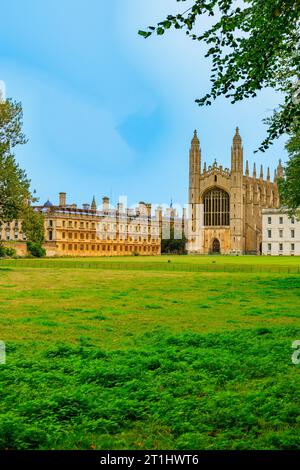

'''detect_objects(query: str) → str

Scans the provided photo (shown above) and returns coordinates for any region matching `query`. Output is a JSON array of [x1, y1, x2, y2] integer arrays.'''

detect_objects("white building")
[[262, 208, 300, 256]]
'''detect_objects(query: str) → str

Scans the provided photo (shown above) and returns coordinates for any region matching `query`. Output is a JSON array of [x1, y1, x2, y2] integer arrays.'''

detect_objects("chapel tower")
[[230, 127, 244, 254]]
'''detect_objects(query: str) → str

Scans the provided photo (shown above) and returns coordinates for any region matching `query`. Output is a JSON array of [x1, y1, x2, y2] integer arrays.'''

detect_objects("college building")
[[262, 208, 300, 256], [188, 128, 281, 254], [0, 193, 189, 257], [0, 193, 162, 257]]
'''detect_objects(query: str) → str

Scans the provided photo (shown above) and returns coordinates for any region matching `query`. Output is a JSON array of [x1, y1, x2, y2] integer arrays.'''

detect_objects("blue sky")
[[0, 0, 287, 208]]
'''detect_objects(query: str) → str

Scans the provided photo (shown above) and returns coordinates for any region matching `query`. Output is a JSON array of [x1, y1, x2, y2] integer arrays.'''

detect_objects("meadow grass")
[[0, 257, 299, 449]]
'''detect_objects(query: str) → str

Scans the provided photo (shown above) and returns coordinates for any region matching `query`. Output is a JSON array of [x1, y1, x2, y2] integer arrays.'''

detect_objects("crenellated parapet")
[[202, 159, 231, 179]]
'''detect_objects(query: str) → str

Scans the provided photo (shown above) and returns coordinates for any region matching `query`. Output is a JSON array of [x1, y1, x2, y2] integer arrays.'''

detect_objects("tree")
[[22, 206, 45, 246], [139, 0, 300, 151], [0, 98, 33, 224], [161, 222, 187, 254], [277, 130, 300, 216]]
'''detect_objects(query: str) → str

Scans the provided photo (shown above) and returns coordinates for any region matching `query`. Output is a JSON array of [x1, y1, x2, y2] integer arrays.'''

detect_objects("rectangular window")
[[291, 229, 295, 238], [49, 231, 53, 241], [291, 243, 295, 251], [268, 217, 272, 225], [68, 244, 72, 250], [279, 217, 283, 224], [279, 243, 283, 251], [291, 217, 295, 224], [279, 229, 283, 238], [62, 221, 65, 227], [268, 243, 271, 251], [49, 220, 53, 227], [62, 232, 65, 239], [268, 229, 272, 238]]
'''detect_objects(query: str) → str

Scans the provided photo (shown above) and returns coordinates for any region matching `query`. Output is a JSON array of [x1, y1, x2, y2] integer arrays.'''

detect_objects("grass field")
[[0, 255, 299, 450]]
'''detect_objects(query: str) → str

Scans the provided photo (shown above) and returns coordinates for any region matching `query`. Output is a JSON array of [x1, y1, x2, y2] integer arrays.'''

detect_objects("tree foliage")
[[22, 206, 45, 245], [139, 0, 300, 151], [161, 224, 187, 254], [0, 98, 27, 156], [0, 154, 31, 224], [0, 98, 33, 225], [277, 130, 300, 215]]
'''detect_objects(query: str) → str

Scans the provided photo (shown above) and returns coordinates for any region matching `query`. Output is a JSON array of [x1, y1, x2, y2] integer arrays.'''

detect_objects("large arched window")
[[204, 188, 230, 226]]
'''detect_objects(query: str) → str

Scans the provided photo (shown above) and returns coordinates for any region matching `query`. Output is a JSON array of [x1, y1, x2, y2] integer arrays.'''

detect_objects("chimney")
[[155, 206, 162, 220], [146, 203, 152, 217], [59, 192, 66, 207], [117, 202, 124, 213], [138, 202, 147, 215], [102, 196, 110, 212]]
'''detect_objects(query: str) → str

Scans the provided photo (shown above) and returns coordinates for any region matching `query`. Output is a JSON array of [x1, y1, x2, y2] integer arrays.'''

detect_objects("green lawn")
[[0, 257, 299, 449], [2, 253, 300, 264]]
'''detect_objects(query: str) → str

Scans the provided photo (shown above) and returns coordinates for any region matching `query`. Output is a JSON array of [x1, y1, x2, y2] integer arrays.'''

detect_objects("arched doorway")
[[212, 238, 220, 253]]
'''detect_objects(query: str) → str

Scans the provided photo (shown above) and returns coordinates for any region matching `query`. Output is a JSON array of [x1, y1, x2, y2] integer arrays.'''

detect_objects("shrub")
[[27, 242, 46, 258], [0, 244, 16, 258]]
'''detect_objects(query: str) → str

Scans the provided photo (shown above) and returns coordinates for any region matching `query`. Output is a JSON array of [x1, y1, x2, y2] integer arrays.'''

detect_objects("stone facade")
[[41, 195, 161, 257], [262, 208, 300, 256], [0, 195, 162, 257], [188, 129, 280, 254]]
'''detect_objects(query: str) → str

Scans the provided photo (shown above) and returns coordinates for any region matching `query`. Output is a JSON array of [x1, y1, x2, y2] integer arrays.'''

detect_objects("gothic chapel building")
[[188, 129, 281, 254]]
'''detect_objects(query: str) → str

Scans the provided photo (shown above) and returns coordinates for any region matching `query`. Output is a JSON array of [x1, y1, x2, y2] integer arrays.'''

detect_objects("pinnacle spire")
[[233, 126, 242, 145], [245, 160, 249, 176], [191, 129, 199, 145], [189, 129, 201, 175], [231, 127, 243, 173], [260, 164, 264, 179], [91, 196, 97, 210], [253, 163, 257, 178], [277, 159, 283, 178], [267, 167, 270, 181]]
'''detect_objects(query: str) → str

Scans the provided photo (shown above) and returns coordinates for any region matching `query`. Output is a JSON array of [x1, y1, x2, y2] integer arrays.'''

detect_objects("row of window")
[[58, 231, 155, 242], [56, 220, 159, 232], [61, 244, 158, 253], [60, 220, 96, 229], [267, 243, 295, 251], [0, 223, 19, 229], [267, 216, 295, 224], [267, 229, 295, 238], [0, 233, 25, 241]]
